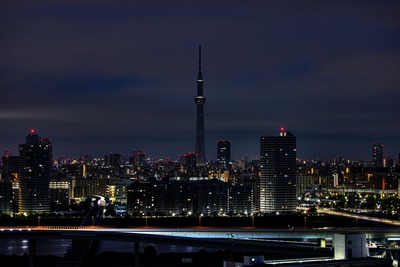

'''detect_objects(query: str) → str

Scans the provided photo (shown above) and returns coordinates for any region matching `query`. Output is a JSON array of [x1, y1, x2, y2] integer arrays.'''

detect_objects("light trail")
[[318, 209, 400, 226]]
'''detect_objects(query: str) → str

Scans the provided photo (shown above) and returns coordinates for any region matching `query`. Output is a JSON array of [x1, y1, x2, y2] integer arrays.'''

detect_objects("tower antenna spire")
[[198, 45, 202, 72]]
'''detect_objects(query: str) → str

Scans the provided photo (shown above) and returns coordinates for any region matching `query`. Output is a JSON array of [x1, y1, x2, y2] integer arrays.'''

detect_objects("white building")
[[334, 233, 368, 259]]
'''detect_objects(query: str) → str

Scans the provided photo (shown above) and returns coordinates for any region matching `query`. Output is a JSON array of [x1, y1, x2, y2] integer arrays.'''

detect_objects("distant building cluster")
[[127, 178, 252, 217], [0, 129, 399, 218]]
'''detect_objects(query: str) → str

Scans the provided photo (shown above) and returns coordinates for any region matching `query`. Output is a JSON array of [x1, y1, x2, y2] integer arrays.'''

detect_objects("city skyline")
[[1, 1, 399, 161]]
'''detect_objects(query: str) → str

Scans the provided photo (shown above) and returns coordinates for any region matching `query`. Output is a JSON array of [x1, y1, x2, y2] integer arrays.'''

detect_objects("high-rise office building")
[[1, 155, 19, 174], [194, 45, 206, 167], [259, 128, 297, 213], [217, 140, 231, 169], [180, 152, 197, 172], [49, 176, 69, 211], [372, 143, 383, 167], [0, 151, 16, 215], [104, 152, 121, 168], [132, 149, 146, 168], [18, 130, 53, 214]]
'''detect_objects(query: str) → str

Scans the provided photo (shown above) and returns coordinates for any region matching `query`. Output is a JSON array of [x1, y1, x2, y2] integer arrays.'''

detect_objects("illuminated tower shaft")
[[194, 45, 206, 167]]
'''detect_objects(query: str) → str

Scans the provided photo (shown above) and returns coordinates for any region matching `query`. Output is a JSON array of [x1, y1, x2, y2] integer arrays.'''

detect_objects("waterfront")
[[1, 225, 399, 267], [1, 214, 397, 259], [0, 239, 210, 257], [0, 239, 71, 257]]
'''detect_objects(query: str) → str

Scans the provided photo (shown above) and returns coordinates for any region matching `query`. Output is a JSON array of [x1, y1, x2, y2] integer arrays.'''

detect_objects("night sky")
[[1, 1, 399, 161]]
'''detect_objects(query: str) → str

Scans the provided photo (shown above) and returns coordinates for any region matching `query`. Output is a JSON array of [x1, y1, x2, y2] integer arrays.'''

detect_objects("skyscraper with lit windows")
[[132, 149, 146, 168], [372, 143, 383, 167], [259, 128, 296, 213], [217, 140, 231, 169], [18, 130, 52, 214]]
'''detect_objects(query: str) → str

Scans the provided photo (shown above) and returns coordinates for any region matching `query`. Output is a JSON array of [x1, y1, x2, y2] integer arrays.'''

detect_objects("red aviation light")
[[30, 129, 35, 134], [279, 127, 286, 137]]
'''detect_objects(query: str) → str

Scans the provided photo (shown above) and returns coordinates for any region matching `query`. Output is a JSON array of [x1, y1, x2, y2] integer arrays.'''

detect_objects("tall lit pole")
[[199, 214, 203, 228], [145, 205, 148, 227]]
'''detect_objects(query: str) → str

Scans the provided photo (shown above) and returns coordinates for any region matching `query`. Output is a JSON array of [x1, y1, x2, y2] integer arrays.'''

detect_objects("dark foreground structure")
[[1, 214, 398, 267], [0, 249, 394, 267]]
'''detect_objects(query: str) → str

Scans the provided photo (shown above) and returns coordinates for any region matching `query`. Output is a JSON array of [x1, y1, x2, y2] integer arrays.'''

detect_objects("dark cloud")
[[1, 0, 399, 160]]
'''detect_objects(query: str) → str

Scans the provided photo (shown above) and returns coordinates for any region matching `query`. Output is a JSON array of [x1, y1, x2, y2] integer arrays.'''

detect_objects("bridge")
[[2, 207, 400, 266], [1, 226, 399, 267]]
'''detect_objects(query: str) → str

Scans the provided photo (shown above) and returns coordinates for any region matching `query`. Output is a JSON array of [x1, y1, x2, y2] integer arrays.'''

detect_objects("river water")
[[0, 239, 208, 257]]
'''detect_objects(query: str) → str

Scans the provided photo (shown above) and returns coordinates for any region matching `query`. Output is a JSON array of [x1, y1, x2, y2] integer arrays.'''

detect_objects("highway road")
[[1, 226, 399, 243]]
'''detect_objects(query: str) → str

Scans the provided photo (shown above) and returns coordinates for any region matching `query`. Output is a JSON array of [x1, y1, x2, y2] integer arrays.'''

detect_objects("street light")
[[145, 206, 148, 227], [199, 214, 203, 228]]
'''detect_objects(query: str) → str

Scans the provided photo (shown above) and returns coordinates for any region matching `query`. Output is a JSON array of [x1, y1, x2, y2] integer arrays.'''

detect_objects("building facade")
[[259, 129, 297, 213], [131, 149, 146, 168], [49, 176, 70, 211], [180, 152, 197, 174], [18, 130, 53, 214], [0, 180, 12, 214], [126, 178, 255, 217], [217, 140, 231, 169], [106, 178, 131, 204], [372, 143, 383, 167]]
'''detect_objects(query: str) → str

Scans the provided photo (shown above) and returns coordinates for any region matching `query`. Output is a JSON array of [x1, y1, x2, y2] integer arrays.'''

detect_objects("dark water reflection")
[[0, 239, 72, 256], [0, 239, 209, 257], [97, 241, 208, 254]]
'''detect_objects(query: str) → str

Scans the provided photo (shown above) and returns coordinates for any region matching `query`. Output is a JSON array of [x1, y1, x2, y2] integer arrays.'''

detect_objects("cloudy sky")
[[1, 0, 399, 161]]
